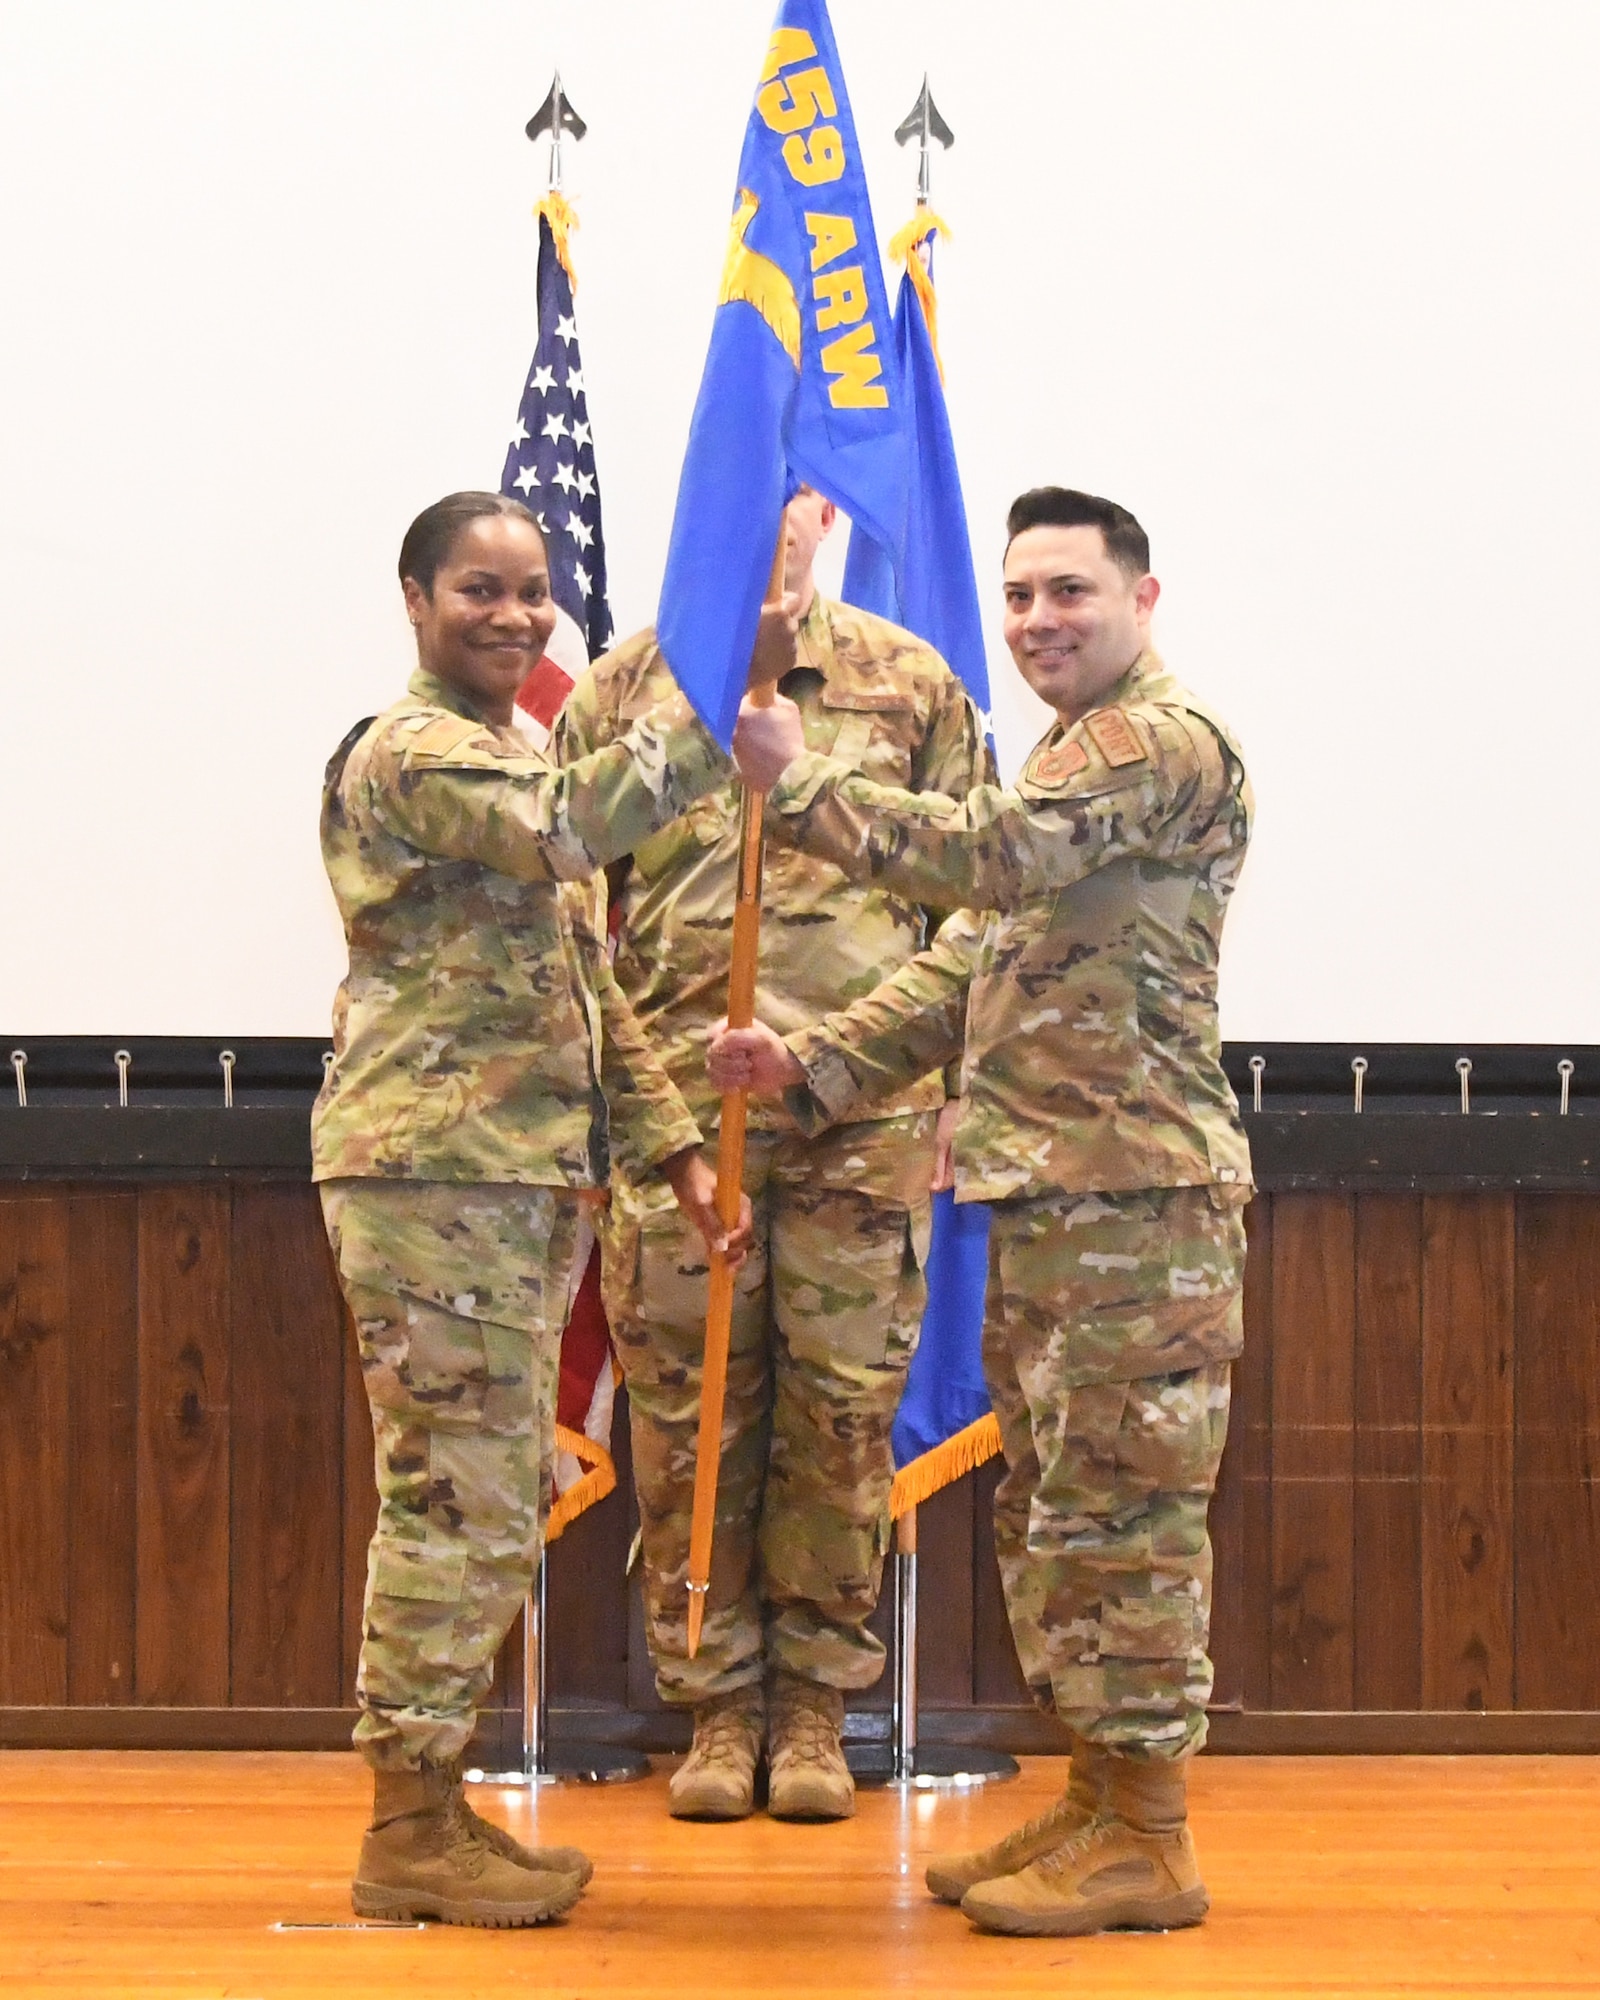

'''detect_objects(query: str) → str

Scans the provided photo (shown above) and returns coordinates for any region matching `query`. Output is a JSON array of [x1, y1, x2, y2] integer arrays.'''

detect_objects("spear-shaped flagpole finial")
[[526, 70, 588, 192], [894, 74, 954, 205]]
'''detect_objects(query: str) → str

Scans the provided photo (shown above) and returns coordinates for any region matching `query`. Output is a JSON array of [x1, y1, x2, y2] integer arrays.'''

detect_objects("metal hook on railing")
[[1351, 1056, 1368, 1114], [219, 1049, 236, 1109], [10, 1049, 26, 1108], [114, 1049, 131, 1107], [1455, 1057, 1472, 1114], [1558, 1058, 1574, 1117], [322, 1050, 336, 1085], [1248, 1054, 1264, 1113]]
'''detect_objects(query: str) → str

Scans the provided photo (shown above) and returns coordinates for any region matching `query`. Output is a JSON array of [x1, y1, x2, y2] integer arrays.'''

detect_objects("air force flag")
[[840, 224, 991, 719], [657, 0, 908, 747], [841, 215, 1002, 1515]]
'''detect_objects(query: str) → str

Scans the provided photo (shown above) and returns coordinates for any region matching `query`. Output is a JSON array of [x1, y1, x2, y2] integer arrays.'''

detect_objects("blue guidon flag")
[[841, 219, 990, 722], [501, 197, 612, 745], [658, 0, 909, 746], [841, 214, 1001, 1515]]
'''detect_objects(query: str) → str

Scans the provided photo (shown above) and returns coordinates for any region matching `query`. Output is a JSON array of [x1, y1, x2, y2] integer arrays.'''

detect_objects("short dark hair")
[[1005, 487, 1150, 578], [398, 491, 542, 595]]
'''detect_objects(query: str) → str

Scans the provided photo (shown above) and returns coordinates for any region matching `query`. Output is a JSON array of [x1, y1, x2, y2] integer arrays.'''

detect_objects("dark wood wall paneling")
[[136, 1187, 231, 1703], [1421, 1196, 1515, 1710], [1515, 1195, 1600, 1710], [230, 1185, 345, 1708], [0, 1193, 71, 1703], [1269, 1193, 1357, 1708], [66, 1194, 139, 1706], [0, 1183, 357, 1715], [3, 1182, 1600, 1745], [1353, 1196, 1423, 1709]]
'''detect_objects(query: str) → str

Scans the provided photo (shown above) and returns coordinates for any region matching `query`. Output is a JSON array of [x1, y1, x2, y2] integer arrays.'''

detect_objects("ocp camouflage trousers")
[[600, 1113, 935, 1704], [320, 1177, 582, 1771], [983, 1184, 1247, 1760]]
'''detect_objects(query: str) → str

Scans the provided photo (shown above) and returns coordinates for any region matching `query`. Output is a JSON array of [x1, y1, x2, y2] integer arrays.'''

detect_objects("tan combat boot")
[[439, 1756, 594, 1887], [667, 1683, 766, 1821], [766, 1669, 854, 1822], [352, 1763, 585, 1927], [961, 1752, 1207, 1937], [924, 1737, 1109, 1904]]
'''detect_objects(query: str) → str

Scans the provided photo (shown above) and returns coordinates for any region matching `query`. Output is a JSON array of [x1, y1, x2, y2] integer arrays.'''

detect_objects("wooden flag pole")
[[685, 526, 787, 1660]]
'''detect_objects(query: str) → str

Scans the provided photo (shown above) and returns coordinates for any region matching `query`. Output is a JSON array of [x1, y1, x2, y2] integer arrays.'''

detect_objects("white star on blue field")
[[500, 219, 612, 657]]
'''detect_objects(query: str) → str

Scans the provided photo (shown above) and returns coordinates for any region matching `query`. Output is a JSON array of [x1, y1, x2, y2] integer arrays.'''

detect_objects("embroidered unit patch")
[[1028, 739, 1090, 787], [1085, 707, 1146, 768]]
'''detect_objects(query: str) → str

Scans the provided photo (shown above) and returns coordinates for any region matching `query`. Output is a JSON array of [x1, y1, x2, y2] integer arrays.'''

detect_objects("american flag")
[[501, 204, 612, 750], [497, 197, 621, 1538], [544, 1210, 622, 1545]]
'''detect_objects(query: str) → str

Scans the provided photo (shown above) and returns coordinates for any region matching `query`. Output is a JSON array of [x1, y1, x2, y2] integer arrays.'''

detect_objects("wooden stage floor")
[[3, 1750, 1598, 1998]]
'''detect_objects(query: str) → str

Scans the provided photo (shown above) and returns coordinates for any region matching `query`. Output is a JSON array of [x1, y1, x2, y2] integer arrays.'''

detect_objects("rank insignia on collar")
[[1028, 738, 1089, 787], [1085, 707, 1146, 768]]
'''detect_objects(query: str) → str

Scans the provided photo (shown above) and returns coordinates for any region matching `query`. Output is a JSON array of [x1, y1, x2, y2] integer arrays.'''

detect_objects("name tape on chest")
[[1028, 739, 1089, 788], [820, 681, 915, 714], [1084, 707, 1147, 769]]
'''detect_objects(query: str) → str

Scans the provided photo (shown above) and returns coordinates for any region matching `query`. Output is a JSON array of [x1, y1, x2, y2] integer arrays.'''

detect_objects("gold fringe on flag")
[[887, 206, 953, 382], [545, 1420, 616, 1544], [535, 189, 581, 291], [888, 1409, 1002, 1519]]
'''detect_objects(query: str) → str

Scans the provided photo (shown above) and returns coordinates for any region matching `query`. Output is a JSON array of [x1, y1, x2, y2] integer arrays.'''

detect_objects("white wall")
[[2, 1, 1596, 1040]]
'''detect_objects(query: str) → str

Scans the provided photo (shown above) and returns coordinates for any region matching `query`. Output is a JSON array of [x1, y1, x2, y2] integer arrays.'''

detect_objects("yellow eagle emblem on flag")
[[718, 188, 802, 368]]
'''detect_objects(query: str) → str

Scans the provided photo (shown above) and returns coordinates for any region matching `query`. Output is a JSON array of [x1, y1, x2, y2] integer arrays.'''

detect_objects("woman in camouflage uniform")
[[313, 492, 750, 1927]]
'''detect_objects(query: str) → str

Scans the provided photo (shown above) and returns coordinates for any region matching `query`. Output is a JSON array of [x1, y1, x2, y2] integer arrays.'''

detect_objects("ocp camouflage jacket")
[[312, 667, 722, 1187], [770, 653, 1254, 1199], [552, 596, 993, 1137]]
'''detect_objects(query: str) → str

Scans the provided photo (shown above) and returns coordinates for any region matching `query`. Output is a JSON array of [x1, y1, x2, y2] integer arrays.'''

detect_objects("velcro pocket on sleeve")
[[401, 714, 509, 769]]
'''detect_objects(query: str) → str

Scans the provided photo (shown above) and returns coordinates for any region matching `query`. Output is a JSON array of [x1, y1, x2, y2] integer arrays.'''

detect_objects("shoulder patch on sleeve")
[[1084, 706, 1147, 768], [402, 713, 500, 765], [1025, 738, 1090, 790]]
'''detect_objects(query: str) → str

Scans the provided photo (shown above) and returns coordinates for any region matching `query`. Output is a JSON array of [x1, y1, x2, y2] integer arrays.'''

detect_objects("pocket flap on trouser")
[[370, 1544, 469, 1604], [1097, 1591, 1203, 1661], [778, 1198, 919, 1369]]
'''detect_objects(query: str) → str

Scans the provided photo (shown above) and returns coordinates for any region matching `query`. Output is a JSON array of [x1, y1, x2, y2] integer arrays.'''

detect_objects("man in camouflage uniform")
[[553, 487, 991, 1821], [719, 487, 1252, 1934], [315, 492, 751, 1925]]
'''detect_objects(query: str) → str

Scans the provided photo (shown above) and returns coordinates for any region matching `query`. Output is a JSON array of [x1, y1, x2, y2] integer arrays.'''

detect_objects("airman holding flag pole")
[[459, 76, 658, 1795], [555, 0, 989, 1825], [312, 485, 754, 1928], [718, 484, 1253, 1935]]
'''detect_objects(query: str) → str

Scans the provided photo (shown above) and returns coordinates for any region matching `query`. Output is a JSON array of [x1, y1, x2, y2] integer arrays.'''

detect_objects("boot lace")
[[772, 1691, 841, 1766], [974, 1790, 1086, 1869], [1033, 1815, 1111, 1882], [690, 1695, 760, 1765], [436, 1799, 493, 1879], [420, 1757, 498, 1878]]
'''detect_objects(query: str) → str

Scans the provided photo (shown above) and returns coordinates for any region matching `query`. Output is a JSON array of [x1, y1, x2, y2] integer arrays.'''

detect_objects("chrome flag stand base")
[[849, 1517, 1019, 1792], [464, 1558, 648, 1789]]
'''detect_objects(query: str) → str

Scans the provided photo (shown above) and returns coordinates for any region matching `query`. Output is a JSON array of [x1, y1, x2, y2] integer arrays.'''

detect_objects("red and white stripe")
[[512, 603, 589, 753]]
